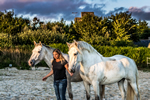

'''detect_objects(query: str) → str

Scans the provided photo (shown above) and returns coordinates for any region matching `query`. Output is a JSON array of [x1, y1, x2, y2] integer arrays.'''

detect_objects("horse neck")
[[43, 47, 69, 67], [80, 51, 103, 73], [43, 46, 54, 68], [62, 53, 69, 62]]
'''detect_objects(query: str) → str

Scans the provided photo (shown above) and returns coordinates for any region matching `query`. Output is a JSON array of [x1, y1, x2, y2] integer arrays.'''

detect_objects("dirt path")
[[0, 67, 149, 100]]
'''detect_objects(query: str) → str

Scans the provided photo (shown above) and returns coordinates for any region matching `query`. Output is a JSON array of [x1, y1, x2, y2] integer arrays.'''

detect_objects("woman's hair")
[[52, 49, 65, 64]]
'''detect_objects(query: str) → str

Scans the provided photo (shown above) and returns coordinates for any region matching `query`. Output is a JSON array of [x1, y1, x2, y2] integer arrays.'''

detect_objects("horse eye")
[[38, 51, 41, 53]]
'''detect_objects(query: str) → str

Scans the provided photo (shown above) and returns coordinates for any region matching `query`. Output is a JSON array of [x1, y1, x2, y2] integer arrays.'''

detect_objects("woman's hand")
[[42, 77, 48, 81], [69, 72, 73, 76], [42, 69, 53, 81], [64, 63, 74, 76]]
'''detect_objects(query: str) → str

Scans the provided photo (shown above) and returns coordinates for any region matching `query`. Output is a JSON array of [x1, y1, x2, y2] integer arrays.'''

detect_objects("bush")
[[93, 45, 150, 67], [1, 43, 150, 70], [49, 43, 68, 53], [0, 33, 13, 47], [12, 29, 67, 45], [110, 40, 134, 46]]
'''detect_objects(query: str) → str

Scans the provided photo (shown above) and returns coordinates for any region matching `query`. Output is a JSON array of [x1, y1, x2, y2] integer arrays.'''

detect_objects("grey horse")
[[28, 41, 84, 100]]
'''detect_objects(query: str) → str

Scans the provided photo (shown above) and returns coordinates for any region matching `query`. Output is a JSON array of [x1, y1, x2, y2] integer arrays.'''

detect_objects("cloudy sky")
[[0, 0, 150, 25]]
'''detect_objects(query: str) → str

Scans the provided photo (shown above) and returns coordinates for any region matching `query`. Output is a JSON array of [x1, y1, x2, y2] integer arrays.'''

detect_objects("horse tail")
[[126, 82, 135, 100], [127, 64, 141, 100], [126, 59, 135, 100]]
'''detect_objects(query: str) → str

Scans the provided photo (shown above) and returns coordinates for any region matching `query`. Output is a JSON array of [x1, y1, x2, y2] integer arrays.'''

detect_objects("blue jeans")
[[54, 79, 67, 100]]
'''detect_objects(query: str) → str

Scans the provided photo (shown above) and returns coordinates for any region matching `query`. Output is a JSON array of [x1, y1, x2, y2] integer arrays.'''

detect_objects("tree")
[[0, 10, 30, 35], [109, 11, 138, 42], [46, 18, 66, 32], [137, 20, 150, 39], [74, 14, 111, 45]]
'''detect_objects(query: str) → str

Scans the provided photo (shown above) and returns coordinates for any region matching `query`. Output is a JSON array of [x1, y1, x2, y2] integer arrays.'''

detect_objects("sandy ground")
[[0, 67, 150, 100]]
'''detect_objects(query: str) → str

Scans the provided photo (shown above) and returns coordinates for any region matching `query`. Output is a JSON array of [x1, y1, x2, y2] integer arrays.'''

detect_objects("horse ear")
[[75, 41, 78, 47], [73, 39, 77, 43], [39, 41, 42, 46], [66, 42, 71, 47], [73, 39, 78, 46], [34, 41, 37, 46]]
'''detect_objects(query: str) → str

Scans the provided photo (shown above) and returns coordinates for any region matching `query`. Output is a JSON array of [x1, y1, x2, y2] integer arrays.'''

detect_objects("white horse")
[[28, 41, 83, 100], [67, 40, 140, 100]]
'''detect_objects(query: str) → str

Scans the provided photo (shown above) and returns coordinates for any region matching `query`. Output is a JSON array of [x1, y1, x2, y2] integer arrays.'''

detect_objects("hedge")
[[0, 43, 150, 69]]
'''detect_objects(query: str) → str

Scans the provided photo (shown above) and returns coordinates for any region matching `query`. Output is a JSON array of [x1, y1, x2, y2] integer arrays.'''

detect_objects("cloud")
[[128, 6, 150, 20], [103, 6, 150, 22], [83, 0, 117, 1], [2, 0, 150, 23], [0, 0, 106, 21], [106, 7, 127, 16]]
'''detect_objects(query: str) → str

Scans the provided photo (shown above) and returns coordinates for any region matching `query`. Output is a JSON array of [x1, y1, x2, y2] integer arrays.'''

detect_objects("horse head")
[[67, 40, 82, 73], [28, 41, 45, 67]]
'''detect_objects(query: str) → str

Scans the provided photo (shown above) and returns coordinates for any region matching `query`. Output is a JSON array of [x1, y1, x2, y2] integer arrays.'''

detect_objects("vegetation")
[[1, 10, 150, 46], [0, 10, 150, 69], [0, 10, 30, 35], [1, 44, 150, 69]]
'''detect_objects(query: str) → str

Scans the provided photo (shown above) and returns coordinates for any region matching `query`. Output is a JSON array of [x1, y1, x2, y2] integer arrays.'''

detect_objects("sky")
[[0, 0, 150, 25]]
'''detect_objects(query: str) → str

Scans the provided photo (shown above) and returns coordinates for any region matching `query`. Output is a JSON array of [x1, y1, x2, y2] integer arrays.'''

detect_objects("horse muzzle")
[[70, 68, 75, 73], [30, 59, 35, 67]]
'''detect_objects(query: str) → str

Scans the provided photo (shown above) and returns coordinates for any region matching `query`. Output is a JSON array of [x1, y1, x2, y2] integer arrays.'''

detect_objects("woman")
[[42, 49, 73, 100]]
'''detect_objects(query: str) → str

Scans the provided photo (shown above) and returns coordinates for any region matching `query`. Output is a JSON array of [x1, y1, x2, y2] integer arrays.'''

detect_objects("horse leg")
[[127, 70, 140, 100], [129, 82, 140, 100], [118, 79, 126, 100], [67, 79, 73, 100], [93, 81, 100, 100], [99, 85, 105, 100], [83, 81, 90, 100]]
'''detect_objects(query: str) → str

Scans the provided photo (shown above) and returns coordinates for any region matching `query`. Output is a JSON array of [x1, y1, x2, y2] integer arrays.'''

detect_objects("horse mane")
[[42, 44, 55, 51], [77, 41, 103, 57], [36, 43, 55, 51]]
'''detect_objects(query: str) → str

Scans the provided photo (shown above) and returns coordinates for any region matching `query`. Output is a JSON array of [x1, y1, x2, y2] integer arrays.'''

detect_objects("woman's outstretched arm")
[[42, 66, 54, 81]]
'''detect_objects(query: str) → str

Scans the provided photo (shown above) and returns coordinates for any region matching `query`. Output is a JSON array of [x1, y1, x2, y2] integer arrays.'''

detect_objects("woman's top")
[[52, 60, 68, 80]]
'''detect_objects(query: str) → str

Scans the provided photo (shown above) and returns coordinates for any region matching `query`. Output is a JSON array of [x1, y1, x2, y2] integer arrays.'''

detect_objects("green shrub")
[[93, 45, 150, 67], [49, 43, 68, 53], [0, 33, 13, 47], [1, 44, 150, 70], [12, 29, 67, 45], [110, 40, 134, 46]]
